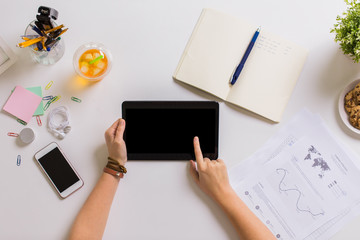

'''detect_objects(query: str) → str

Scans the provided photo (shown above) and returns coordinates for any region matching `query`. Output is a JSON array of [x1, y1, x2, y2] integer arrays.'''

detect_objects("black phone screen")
[[38, 147, 80, 193]]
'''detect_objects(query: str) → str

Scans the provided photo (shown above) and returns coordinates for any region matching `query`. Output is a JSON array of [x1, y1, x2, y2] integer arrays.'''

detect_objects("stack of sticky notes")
[[26, 86, 44, 116], [3, 85, 43, 123]]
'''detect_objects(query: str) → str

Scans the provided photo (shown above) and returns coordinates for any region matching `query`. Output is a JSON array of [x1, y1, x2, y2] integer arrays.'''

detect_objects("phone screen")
[[38, 147, 80, 193]]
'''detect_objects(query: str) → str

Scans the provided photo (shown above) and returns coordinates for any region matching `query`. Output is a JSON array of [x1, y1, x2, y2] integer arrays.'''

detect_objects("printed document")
[[229, 110, 360, 240]]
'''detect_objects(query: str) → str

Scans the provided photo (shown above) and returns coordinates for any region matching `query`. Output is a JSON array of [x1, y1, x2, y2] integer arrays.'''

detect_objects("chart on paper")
[[229, 110, 360, 239], [233, 126, 360, 239], [275, 167, 325, 218], [237, 154, 332, 240]]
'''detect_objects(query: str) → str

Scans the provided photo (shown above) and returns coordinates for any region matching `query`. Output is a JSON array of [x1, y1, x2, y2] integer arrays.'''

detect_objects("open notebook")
[[173, 8, 308, 122]]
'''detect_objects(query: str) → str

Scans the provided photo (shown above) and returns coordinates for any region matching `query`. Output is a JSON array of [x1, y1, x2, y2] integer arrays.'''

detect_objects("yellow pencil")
[[17, 36, 45, 48], [44, 24, 64, 34], [56, 28, 68, 37]]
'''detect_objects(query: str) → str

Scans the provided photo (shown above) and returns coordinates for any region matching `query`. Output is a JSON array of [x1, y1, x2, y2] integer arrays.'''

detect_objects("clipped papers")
[[229, 109, 360, 240]]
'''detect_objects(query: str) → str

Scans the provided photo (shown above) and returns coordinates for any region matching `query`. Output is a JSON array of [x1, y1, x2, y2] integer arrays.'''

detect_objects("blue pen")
[[230, 27, 261, 85], [30, 24, 43, 36]]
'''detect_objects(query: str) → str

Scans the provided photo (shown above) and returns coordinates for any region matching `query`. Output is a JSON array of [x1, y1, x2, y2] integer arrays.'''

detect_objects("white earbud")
[[57, 132, 66, 139], [64, 125, 72, 133], [48, 106, 71, 140]]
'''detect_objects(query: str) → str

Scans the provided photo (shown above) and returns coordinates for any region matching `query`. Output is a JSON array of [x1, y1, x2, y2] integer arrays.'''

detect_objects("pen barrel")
[[240, 40, 255, 65], [230, 63, 245, 85], [230, 28, 260, 85], [234, 63, 245, 78], [251, 30, 260, 42]]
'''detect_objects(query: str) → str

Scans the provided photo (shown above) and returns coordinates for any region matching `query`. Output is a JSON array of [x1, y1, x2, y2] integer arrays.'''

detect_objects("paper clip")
[[71, 96, 82, 103], [42, 95, 54, 101], [43, 95, 61, 111], [17, 119, 27, 125], [43, 101, 51, 111], [36, 115, 42, 126], [7, 132, 19, 137], [45, 81, 53, 90], [17, 155, 21, 166], [49, 95, 60, 104], [52, 95, 61, 103]]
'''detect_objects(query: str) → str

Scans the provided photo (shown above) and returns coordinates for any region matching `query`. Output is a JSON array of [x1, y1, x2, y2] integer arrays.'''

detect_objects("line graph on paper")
[[276, 168, 325, 218]]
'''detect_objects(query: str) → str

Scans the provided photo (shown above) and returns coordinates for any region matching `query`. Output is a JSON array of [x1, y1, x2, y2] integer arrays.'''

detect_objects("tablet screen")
[[122, 101, 219, 160]]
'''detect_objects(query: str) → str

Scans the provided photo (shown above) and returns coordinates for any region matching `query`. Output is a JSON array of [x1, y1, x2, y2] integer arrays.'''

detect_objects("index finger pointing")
[[193, 136, 204, 166]]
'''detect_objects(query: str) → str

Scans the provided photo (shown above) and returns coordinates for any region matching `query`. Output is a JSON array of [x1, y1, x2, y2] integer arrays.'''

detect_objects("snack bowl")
[[338, 79, 360, 134]]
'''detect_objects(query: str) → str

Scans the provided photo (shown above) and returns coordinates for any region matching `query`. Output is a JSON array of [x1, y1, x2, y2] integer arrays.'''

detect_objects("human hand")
[[104, 119, 127, 166], [189, 137, 234, 203]]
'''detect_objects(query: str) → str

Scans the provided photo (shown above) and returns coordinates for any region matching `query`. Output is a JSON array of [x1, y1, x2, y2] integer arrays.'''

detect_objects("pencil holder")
[[24, 20, 65, 65]]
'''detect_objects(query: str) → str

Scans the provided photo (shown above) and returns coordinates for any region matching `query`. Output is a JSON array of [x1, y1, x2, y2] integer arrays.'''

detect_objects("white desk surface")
[[1, 0, 360, 239]]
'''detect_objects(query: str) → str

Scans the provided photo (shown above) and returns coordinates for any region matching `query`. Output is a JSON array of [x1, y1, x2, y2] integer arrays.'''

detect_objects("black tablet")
[[122, 101, 219, 160]]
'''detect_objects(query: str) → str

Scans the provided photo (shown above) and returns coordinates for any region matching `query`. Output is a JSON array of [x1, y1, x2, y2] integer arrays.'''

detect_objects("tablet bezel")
[[122, 101, 219, 160]]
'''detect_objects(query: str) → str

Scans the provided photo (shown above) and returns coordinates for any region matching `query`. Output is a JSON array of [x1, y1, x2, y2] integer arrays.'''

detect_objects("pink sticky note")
[[3, 85, 42, 123]]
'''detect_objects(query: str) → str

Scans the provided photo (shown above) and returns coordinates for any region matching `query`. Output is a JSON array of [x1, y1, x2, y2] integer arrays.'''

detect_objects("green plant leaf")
[[331, 0, 360, 62]]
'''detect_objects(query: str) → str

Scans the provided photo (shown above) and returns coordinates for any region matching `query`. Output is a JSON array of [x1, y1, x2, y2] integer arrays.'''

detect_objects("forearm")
[[69, 173, 120, 240], [215, 189, 276, 240]]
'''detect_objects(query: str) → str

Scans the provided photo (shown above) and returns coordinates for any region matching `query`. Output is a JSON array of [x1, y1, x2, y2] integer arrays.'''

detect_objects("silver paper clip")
[[17, 155, 21, 166]]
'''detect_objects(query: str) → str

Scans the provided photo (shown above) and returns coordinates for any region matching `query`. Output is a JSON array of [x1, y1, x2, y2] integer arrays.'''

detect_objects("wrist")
[[108, 156, 126, 166], [103, 157, 127, 178], [213, 186, 237, 206], [103, 167, 124, 179]]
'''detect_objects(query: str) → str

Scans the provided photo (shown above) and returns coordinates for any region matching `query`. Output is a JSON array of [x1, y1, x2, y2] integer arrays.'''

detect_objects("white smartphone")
[[34, 142, 84, 199]]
